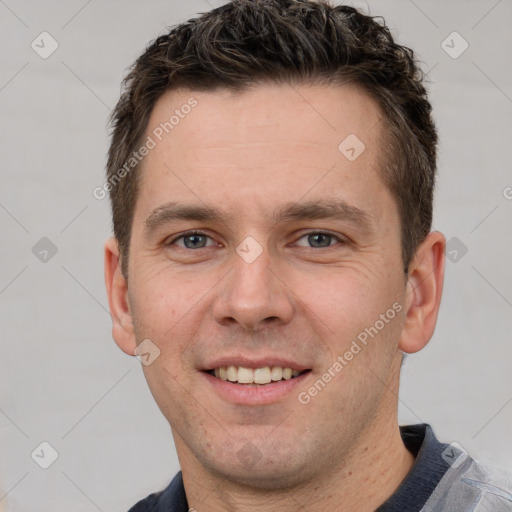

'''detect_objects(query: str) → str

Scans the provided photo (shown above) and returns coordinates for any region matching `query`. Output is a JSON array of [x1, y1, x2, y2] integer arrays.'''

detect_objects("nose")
[[212, 246, 294, 331]]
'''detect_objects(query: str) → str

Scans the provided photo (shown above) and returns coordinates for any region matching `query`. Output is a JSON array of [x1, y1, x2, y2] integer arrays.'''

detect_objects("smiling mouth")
[[205, 366, 311, 385]]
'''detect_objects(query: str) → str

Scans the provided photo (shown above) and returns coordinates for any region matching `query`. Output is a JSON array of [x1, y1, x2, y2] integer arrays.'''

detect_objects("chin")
[[202, 449, 314, 491]]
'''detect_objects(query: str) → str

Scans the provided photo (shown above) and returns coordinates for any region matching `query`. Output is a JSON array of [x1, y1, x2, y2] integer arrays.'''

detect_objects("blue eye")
[[169, 231, 215, 249], [296, 232, 343, 248]]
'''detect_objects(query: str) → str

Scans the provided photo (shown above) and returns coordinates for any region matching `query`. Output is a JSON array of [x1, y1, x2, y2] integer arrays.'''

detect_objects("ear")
[[398, 231, 446, 354], [104, 237, 137, 356]]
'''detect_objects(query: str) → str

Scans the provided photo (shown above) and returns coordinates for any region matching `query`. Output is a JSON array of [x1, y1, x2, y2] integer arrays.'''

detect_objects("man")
[[103, 1, 512, 510]]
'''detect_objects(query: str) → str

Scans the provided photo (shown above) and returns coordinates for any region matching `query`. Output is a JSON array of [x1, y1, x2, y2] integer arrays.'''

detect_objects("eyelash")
[[166, 230, 346, 249]]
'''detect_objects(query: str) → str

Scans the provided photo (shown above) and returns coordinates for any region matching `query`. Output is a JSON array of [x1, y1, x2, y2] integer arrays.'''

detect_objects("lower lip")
[[202, 371, 311, 405]]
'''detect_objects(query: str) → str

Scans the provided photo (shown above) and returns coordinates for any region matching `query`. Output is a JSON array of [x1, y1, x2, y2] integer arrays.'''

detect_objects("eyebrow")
[[143, 199, 375, 236]]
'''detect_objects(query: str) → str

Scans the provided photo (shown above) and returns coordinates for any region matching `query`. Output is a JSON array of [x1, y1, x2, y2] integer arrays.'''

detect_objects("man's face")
[[120, 83, 411, 487]]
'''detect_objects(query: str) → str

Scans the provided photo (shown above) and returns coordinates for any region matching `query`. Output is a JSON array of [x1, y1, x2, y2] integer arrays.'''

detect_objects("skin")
[[104, 83, 446, 511]]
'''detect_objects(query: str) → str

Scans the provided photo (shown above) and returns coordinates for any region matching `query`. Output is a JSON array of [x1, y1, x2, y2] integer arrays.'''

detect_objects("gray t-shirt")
[[128, 423, 512, 511]]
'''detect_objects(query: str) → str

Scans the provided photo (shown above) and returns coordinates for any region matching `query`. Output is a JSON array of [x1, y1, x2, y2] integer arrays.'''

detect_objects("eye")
[[165, 230, 346, 250], [167, 230, 216, 249], [295, 231, 345, 248]]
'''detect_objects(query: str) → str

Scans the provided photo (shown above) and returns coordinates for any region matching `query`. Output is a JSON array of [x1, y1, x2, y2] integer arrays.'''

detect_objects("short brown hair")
[[106, 0, 437, 278]]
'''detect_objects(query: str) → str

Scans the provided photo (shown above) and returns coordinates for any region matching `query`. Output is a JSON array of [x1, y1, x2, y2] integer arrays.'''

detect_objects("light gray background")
[[1, 0, 511, 510]]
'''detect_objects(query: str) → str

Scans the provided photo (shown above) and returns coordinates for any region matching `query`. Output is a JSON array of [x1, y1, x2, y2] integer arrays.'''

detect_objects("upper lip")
[[202, 356, 310, 372]]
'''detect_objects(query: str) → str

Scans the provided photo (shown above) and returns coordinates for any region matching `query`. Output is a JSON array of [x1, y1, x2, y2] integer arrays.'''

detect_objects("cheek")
[[290, 264, 392, 342], [130, 264, 210, 329]]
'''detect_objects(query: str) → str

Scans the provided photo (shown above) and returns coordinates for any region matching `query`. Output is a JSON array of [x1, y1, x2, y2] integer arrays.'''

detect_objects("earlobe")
[[398, 231, 446, 354], [104, 237, 137, 356]]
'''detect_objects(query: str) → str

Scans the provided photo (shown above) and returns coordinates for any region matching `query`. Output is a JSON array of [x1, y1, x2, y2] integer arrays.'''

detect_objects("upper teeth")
[[213, 366, 301, 384]]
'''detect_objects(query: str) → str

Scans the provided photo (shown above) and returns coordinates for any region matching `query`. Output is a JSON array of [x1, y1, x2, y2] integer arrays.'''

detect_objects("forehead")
[[146, 82, 382, 150], [134, 82, 394, 228]]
